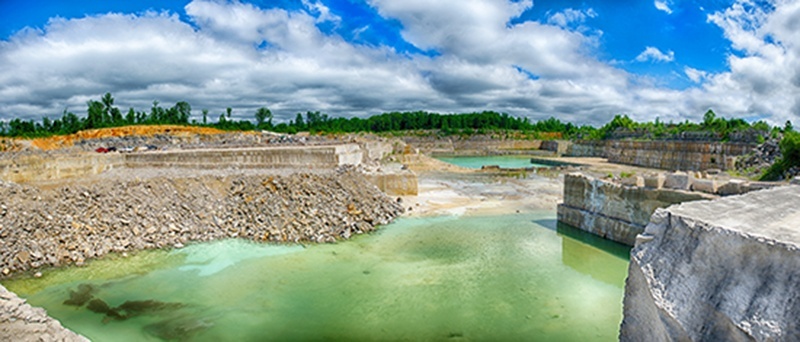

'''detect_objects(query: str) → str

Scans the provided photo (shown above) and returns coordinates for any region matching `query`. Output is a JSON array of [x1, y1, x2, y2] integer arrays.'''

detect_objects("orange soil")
[[30, 125, 230, 150]]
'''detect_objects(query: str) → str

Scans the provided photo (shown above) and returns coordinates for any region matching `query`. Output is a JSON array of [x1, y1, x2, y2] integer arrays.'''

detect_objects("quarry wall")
[[0, 153, 124, 183], [0, 144, 418, 195], [401, 136, 544, 155], [567, 140, 755, 171], [124, 144, 363, 169], [621, 185, 800, 341], [557, 173, 714, 246]]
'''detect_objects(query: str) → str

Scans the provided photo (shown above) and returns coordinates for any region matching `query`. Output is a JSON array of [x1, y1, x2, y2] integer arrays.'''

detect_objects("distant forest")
[[0, 93, 792, 142]]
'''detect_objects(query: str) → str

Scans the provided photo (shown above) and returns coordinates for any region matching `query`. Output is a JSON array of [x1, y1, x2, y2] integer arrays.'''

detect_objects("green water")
[[436, 155, 551, 169], [3, 213, 630, 341]]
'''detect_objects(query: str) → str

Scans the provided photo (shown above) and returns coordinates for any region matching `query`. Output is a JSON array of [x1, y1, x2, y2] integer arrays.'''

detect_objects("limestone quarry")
[[1, 127, 798, 341]]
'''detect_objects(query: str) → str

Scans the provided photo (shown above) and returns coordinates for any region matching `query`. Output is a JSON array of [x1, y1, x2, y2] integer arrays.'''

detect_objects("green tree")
[[226, 107, 232, 119], [174, 101, 191, 123], [703, 110, 716, 127], [294, 113, 305, 130], [202, 109, 209, 125], [101, 92, 115, 124], [86, 100, 105, 129], [126, 108, 135, 124], [255, 107, 272, 128]]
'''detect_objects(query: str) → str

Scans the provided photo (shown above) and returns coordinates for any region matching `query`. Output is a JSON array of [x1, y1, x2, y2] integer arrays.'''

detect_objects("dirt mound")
[[30, 125, 228, 150]]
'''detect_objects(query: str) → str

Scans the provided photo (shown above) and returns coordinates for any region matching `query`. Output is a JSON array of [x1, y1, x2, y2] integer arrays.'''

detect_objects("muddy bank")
[[0, 167, 403, 278]]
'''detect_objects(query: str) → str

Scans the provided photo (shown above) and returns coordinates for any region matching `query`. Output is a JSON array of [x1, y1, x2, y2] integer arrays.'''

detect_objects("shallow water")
[[4, 213, 630, 341], [436, 155, 551, 169]]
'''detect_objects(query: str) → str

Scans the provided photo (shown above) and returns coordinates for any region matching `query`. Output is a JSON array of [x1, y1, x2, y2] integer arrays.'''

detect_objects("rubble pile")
[[0, 168, 403, 278]]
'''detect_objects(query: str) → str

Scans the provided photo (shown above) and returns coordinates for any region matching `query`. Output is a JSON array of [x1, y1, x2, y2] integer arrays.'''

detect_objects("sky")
[[0, 0, 798, 126]]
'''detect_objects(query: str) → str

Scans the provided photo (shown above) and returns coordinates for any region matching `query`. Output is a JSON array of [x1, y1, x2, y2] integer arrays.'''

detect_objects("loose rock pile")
[[735, 137, 800, 180], [0, 168, 403, 278], [736, 138, 780, 176]]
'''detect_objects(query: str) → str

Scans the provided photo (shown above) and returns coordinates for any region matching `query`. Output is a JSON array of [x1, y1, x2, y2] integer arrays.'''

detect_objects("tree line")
[[0, 93, 792, 142]]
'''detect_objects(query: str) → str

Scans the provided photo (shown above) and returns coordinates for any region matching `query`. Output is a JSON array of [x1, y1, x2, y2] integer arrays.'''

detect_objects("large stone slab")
[[621, 185, 800, 341]]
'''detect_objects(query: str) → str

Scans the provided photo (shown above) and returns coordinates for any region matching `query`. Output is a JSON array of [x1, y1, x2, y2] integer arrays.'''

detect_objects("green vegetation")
[[0, 93, 790, 147]]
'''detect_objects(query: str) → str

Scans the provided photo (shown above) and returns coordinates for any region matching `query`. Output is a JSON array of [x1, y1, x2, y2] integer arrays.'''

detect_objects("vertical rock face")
[[621, 186, 800, 341], [566, 140, 754, 171], [557, 173, 713, 246]]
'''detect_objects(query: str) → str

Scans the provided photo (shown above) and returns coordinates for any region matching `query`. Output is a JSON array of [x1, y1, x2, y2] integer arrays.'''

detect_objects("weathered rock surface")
[[557, 173, 714, 245], [567, 140, 754, 171], [0, 167, 403, 278], [621, 185, 800, 341], [0, 284, 88, 341]]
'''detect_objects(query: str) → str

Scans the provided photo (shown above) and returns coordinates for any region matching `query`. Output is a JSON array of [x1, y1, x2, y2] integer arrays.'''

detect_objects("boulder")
[[690, 178, 718, 194], [663, 171, 690, 190], [620, 176, 645, 187], [716, 179, 746, 196], [643, 174, 665, 189]]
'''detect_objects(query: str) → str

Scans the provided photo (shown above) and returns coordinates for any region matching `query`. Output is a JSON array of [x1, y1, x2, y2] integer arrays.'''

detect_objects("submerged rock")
[[144, 316, 214, 340], [63, 284, 97, 307], [116, 300, 185, 318]]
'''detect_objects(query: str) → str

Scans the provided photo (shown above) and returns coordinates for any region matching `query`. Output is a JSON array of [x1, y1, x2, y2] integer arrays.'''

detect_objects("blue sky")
[[1, 0, 798, 126]]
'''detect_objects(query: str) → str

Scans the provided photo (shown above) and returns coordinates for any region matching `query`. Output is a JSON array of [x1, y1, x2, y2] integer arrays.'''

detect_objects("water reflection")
[[557, 222, 631, 287]]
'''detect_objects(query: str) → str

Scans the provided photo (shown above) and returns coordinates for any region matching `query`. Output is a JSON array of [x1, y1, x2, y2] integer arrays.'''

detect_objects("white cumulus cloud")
[[635, 46, 675, 62], [684, 67, 708, 83], [547, 8, 598, 28], [0, 0, 799, 127], [655, 0, 673, 14]]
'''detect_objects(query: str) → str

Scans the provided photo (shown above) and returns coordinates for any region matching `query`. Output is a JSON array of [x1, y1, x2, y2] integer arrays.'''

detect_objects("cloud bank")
[[0, 0, 799, 126]]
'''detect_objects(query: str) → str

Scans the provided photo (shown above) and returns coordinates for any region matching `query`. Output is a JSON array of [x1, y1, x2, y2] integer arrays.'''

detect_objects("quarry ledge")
[[621, 185, 800, 341]]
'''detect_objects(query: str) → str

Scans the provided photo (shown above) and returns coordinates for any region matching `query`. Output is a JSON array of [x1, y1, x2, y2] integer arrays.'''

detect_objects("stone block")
[[690, 178, 718, 194], [643, 174, 665, 189], [621, 176, 645, 187], [664, 171, 690, 190], [717, 179, 746, 196]]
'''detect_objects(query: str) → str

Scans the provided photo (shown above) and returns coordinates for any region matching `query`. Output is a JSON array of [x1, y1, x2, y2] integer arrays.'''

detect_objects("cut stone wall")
[[402, 136, 543, 155], [0, 144, 365, 183], [0, 154, 124, 183], [565, 140, 607, 157], [540, 140, 572, 156], [125, 145, 363, 169], [557, 173, 714, 246], [567, 140, 755, 171], [621, 185, 800, 341]]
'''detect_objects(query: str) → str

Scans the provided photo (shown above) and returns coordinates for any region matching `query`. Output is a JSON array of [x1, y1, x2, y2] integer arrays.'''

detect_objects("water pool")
[[3, 213, 630, 341], [435, 155, 551, 169]]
